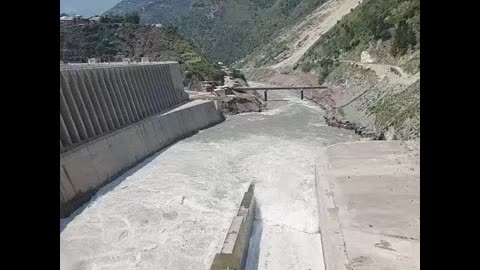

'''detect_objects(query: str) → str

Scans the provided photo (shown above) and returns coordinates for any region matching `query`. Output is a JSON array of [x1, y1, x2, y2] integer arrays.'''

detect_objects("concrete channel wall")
[[210, 184, 255, 270], [60, 100, 225, 217], [60, 62, 188, 153]]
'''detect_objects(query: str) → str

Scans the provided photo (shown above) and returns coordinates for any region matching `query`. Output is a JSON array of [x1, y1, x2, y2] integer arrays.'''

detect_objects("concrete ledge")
[[60, 100, 225, 218], [315, 141, 419, 270], [315, 154, 350, 270], [211, 184, 255, 270]]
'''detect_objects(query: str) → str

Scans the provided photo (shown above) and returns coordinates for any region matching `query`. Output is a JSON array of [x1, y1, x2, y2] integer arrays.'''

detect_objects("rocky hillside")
[[100, 0, 420, 140], [60, 22, 224, 86], [296, 0, 419, 81], [300, 0, 420, 140], [237, 0, 362, 69], [106, 0, 328, 64], [239, 0, 420, 140]]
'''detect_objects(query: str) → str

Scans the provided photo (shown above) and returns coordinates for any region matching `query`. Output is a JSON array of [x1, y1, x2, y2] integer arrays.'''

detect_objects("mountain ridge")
[[106, 0, 328, 64]]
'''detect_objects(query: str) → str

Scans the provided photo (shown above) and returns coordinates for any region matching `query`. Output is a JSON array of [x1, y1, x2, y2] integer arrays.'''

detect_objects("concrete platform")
[[315, 141, 419, 270]]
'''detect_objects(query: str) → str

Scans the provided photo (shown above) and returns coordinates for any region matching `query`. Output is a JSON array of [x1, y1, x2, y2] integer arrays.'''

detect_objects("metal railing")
[[232, 86, 328, 101]]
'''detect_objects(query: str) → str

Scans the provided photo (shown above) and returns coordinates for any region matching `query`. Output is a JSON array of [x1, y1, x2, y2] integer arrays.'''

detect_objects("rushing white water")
[[60, 84, 359, 270]]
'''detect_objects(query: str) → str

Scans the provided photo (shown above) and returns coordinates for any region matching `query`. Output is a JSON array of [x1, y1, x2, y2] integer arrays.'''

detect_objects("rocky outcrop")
[[360, 50, 376, 63], [323, 112, 376, 138], [220, 92, 266, 115], [323, 112, 405, 141], [212, 72, 266, 115], [188, 84, 266, 115]]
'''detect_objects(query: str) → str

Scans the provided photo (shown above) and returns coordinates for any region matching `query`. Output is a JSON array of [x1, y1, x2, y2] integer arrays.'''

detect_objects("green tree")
[[391, 21, 415, 56], [406, 24, 417, 48], [280, 0, 301, 16], [125, 12, 141, 24]]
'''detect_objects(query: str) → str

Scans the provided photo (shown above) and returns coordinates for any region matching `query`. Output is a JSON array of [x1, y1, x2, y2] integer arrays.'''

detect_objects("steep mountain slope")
[[105, 0, 420, 140], [237, 0, 363, 69], [296, 0, 419, 81], [106, 0, 328, 64], [240, 0, 420, 140], [60, 23, 224, 86], [300, 0, 420, 140]]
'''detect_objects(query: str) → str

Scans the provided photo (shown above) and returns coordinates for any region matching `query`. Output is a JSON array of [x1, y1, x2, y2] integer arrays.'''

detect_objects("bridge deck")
[[232, 86, 327, 91], [232, 85, 327, 101]]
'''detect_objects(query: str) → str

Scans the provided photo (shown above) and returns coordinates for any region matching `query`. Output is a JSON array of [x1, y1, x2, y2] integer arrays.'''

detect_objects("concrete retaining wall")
[[60, 62, 188, 153], [210, 184, 255, 270], [60, 100, 225, 217]]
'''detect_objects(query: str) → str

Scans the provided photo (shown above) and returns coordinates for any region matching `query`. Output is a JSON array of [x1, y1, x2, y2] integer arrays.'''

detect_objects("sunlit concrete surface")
[[316, 141, 419, 270]]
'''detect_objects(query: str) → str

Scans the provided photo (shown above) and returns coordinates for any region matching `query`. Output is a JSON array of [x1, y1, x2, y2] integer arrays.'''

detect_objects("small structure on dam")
[[60, 62, 223, 217]]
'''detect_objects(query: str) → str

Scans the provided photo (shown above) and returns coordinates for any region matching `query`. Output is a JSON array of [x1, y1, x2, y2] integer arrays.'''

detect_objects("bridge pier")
[[264, 90, 268, 101]]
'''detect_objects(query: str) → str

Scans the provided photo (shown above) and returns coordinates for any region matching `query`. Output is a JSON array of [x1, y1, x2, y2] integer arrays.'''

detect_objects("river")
[[60, 83, 360, 270]]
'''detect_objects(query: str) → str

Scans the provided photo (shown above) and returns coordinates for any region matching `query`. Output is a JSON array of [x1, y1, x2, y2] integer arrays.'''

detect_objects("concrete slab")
[[87, 138, 116, 182], [60, 166, 76, 203], [61, 147, 100, 194], [316, 141, 419, 270], [139, 120, 163, 153], [106, 129, 138, 172]]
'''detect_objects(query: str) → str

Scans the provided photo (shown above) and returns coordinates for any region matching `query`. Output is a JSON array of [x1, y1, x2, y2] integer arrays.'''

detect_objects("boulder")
[[360, 50, 375, 63], [345, 122, 356, 130], [360, 128, 376, 138], [220, 94, 266, 115], [384, 126, 396, 140], [354, 126, 366, 134]]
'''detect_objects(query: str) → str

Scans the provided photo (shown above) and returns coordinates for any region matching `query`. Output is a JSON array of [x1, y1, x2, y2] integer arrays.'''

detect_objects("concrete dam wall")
[[60, 62, 225, 217], [60, 62, 188, 153]]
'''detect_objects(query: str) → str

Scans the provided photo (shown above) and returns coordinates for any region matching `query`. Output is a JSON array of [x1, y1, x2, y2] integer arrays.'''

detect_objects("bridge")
[[233, 86, 328, 101]]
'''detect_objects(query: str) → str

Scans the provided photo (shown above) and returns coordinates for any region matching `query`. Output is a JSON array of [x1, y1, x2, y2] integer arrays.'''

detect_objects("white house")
[[60, 16, 75, 25], [88, 16, 102, 24]]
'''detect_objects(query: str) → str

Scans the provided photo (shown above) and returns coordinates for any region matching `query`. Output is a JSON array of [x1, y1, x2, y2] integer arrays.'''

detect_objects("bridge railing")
[[232, 86, 327, 101]]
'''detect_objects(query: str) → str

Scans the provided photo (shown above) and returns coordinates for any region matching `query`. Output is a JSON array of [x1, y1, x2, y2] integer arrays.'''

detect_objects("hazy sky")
[[60, 0, 122, 16]]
